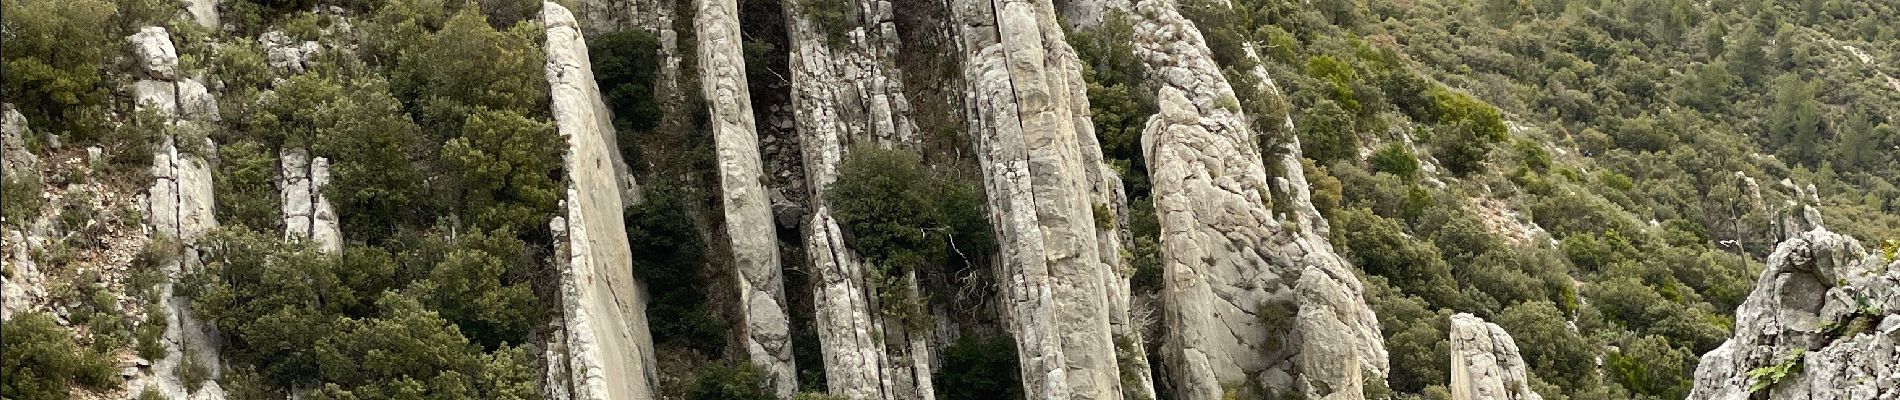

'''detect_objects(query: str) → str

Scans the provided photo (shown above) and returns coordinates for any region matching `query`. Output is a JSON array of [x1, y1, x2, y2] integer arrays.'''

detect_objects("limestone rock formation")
[[946, 0, 1150, 397], [543, 3, 661, 399], [695, 0, 798, 394], [782, 0, 936, 395], [128, 25, 229, 400], [1689, 217, 1900, 400], [1448, 313, 1542, 400], [184, 0, 219, 29], [279, 148, 341, 252], [1, 105, 46, 321], [131, 27, 180, 80], [1077, 0, 1389, 397]]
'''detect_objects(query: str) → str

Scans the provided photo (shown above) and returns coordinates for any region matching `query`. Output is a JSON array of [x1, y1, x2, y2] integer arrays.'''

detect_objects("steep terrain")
[[3, 0, 1899, 399]]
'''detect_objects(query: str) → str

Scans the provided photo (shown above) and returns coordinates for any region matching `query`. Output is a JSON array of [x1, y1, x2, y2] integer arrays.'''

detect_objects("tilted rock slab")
[[128, 26, 229, 400], [1111, 0, 1386, 397], [947, 0, 1136, 396], [544, 3, 661, 399], [1689, 221, 1900, 400], [783, 0, 936, 396], [1449, 313, 1542, 400], [695, 0, 799, 394]]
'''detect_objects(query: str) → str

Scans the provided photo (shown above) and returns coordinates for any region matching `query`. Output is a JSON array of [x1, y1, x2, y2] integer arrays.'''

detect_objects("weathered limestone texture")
[[1688, 214, 1900, 400], [544, 3, 661, 399], [1449, 313, 1542, 400], [695, 0, 799, 394], [783, 0, 936, 395], [947, 0, 1136, 396], [279, 148, 341, 253], [0, 105, 45, 321], [184, 0, 218, 29], [1105, 0, 1387, 397], [128, 26, 229, 400]]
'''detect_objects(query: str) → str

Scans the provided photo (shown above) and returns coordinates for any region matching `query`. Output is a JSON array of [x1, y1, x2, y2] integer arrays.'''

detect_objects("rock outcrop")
[[128, 26, 229, 400], [695, 0, 798, 394], [279, 148, 340, 252], [946, 0, 1137, 396], [543, 3, 661, 399], [1072, 0, 1388, 397], [1689, 216, 1900, 400], [782, 0, 936, 396], [1, 105, 46, 321], [1449, 313, 1542, 400]]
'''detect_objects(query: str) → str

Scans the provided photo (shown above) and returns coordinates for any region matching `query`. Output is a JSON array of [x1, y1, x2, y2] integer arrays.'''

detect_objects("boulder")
[[130, 27, 180, 80]]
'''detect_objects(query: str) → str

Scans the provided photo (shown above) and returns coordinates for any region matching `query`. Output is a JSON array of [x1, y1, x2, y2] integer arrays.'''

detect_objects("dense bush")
[[625, 184, 726, 354], [187, 227, 541, 395], [938, 333, 1025, 400], [827, 145, 993, 274], [214, 140, 284, 231], [1, 312, 120, 400], [442, 109, 562, 233], [588, 29, 665, 161], [0, 0, 116, 141]]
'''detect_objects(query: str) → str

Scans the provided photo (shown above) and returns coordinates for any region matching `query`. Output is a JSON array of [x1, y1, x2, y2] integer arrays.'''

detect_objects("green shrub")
[[139, 386, 169, 400], [589, 29, 665, 161], [137, 306, 171, 361], [1368, 143, 1420, 181], [179, 351, 211, 393], [938, 333, 1024, 400], [214, 140, 283, 231], [685, 363, 776, 400], [626, 184, 726, 354], [1, 0, 116, 141], [1296, 99, 1358, 164], [442, 109, 562, 233], [828, 145, 993, 274], [0, 174, 43, 228], [1, 312, 120, 400], [798, 0, 852, 45]]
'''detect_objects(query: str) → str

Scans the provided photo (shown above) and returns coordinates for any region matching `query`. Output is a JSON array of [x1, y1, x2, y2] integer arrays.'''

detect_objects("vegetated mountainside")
[[0, 0, 1895, 399]]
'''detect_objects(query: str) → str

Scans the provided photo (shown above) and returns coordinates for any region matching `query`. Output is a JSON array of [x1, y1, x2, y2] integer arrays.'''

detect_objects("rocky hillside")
[[1, 0, 1895, 399]]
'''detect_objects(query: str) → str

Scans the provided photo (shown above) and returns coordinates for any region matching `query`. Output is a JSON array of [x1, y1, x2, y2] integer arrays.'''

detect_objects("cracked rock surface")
[[544, 3, 662, 399], [695, 0, 799, 393], [1689, 214, 1900, 400], [1449, 313, 1542, 400]]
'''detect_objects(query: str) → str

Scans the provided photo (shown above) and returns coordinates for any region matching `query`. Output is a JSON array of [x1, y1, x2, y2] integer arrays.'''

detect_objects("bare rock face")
[[694, 0, 798, 394], [184, 0, 219, 29], [1, 104, 46, 321], [130, 27, 180, 80], [543, 3, 661, 399], [946, 0, 1142, 397], [1689, 220, 1900, 400], [1449, 313, 1542, 400], [279, 148, 341, 253], [261, 31, 321, 75], [1089, 0, 1387, 397], [782, 0, 937, 395], [125, 25, 229, 400]]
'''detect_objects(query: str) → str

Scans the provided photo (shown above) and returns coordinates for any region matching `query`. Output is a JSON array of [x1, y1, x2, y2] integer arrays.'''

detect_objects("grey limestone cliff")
[[544, 3, 662, 399], [695, 0, 800, 393]]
